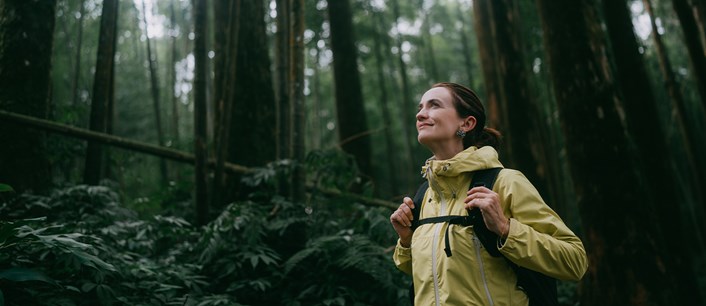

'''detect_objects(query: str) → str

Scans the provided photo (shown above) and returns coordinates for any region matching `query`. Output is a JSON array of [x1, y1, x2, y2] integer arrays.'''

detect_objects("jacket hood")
[[422, 146, 504, 179]]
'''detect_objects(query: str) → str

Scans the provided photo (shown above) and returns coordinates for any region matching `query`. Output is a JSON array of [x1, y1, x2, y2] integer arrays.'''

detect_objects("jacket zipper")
[[473, 235, 494, 306], [473, 234, 493, 306], [431, 194, 446, 306]]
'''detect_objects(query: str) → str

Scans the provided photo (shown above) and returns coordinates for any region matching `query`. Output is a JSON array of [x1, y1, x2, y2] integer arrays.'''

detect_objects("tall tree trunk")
[[192, 0, 209, 225], [536, 0, 700, 304], [418, 0, 439, 82], [488, 0, 549, 200], [389, 0, 418, 188], [472, 1, 504, 137], [603, 0, 704, 297], [673, 0, 706, 109], [141, 0, 168, 184], [642, 0, 706, 199], [226, 0, 278, 200], [275, 0, 291, 197], [212, 0, 241, 207], [372, 7, 399, 197], [0, 0, 56, 192], [327, 0, 374, 180], [290, 0, 306, 203], [169, 0, 180, 144], [84, 0, 119, 186], [71, 0, 86, 107], [455, 6, 475, 88]]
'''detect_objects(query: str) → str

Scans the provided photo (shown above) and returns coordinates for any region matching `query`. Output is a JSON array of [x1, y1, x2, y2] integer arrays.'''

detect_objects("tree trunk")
[[169, 0, 180, 143], [536, 0, 700, 304], [673, 0, 706, 109], [418, 0, 439, 82], [372, 7, 399, 197], [84, 0, 119, 186], [375, 9, 416, 192], [0, 0, 56, 192], [389, 0, 418, 187], [192, 0, 209, 225], [141, 0, 168, 184], [488, 0, 549, 200], [472, 0, 504, 137], [327, 0, 374, 179], [212, 0, 241, 207], [603, 0, 704, 300], [455, 6, 475, 88], [226, 0, 277, 200], [290, 0, 306, 203], [71, 0, 86, 107], [275, 0, 291, 197]]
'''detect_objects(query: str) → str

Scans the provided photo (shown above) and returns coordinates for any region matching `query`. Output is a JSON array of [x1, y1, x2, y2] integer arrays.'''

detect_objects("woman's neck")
[[429, 141, 464, 160]]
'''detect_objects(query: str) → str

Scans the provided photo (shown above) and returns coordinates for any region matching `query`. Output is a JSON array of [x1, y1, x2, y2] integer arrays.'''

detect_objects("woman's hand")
[[464, 186, 510, 238], [390, 197, 415, 247]]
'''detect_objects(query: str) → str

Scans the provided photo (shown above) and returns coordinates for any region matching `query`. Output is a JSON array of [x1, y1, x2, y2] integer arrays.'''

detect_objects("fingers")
[[390, 198, 415, 228]]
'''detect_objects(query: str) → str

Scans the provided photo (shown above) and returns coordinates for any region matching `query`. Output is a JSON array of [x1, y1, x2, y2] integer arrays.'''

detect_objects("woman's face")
[[416, 87, 470, 148]]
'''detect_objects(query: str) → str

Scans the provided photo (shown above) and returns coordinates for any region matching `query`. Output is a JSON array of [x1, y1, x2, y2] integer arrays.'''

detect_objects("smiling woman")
[[390, 82, 587, 306]]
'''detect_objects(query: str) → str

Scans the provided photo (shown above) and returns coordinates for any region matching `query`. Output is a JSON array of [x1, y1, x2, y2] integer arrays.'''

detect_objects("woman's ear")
[[461, 116, 477, 133]]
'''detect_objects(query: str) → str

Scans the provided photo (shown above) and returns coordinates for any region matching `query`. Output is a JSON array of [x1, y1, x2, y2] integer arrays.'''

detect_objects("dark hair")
[[431, 82, 502, 150]]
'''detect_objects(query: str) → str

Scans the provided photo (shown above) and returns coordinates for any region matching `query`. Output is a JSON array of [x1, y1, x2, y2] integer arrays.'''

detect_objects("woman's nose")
[[416, 108, 427, 121]]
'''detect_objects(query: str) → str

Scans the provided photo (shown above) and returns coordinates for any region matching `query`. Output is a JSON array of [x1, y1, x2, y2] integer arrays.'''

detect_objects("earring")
[[456, 129, 466, 138]]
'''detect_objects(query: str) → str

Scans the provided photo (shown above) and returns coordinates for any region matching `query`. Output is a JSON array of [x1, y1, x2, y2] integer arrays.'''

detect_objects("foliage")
[[0, 152, 412, 305]]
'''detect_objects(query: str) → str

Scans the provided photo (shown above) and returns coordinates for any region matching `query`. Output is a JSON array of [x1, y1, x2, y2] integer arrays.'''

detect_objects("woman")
[[390, 82, 587, 305]]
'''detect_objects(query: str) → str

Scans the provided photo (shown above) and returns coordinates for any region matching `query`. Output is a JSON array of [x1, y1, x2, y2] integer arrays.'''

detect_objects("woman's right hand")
[[390, 197, 415, 248]]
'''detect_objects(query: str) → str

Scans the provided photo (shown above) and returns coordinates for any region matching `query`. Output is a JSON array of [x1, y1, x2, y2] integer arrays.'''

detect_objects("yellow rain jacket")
[[393, 146, 587, 306]]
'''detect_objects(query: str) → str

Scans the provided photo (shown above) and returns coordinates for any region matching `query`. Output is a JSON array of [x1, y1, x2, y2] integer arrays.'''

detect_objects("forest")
[[1, 0, 706, 305]]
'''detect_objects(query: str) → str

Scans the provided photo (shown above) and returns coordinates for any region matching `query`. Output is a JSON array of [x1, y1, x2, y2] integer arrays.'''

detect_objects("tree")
[[602, 0, 704, 296], [327, 0, 374, 179], [472, 0, 504, 136], [535, 0, 702, 304], [672, 0, 706, 108], [0, 0, 56, 192], [221, 0, 277, 202], [290, 0, 306, 202], [71, 0, 86, 107], [84, 0, 119, 186], [192, 0, 209, 225], [140, 0, 168, 184]]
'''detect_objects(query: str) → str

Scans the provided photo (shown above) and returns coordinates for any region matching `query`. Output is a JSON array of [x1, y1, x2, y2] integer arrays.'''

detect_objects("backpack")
[[408, 168, 558, 306]]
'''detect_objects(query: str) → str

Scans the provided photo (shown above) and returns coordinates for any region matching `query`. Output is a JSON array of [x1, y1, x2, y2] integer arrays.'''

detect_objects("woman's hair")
[[431, 82, 502, 150]]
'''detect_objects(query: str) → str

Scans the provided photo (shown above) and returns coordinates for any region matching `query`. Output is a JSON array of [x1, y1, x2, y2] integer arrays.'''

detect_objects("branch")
[[0, 110, 398, 209]]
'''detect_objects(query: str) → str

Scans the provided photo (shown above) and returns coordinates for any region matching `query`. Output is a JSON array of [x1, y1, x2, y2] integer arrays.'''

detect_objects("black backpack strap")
[[410, 181, 428, 231], [468, 168, 504, 257]]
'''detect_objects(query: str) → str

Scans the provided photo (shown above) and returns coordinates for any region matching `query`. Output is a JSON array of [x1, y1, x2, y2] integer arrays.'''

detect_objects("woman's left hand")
[[464, 186, 510, 238]]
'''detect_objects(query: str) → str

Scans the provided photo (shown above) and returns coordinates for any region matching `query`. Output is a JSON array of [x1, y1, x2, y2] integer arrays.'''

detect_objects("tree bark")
[[192, 0, 209, 225], [488, 0, 549, 200], [472, 0, 504, 136], [225, 0, 278, 200], [536, 0, 700, 304], [644, 0, 706, 193], [603, 0, 704, 301], [673, 0, 706, 109], [84, 0, 119, 186], [327, 0, 374, 179], [0, 0, 56, 192]]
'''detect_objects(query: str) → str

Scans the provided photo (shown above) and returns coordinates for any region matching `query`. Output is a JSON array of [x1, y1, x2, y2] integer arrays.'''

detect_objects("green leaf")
[[0, 267, 57, 285], [0, 184, 13, 193]]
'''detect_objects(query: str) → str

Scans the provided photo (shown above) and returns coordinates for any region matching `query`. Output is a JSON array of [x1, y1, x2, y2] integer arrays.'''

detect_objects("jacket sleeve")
[[393, 238, 413, 275], [496, 170, 588, 281]]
